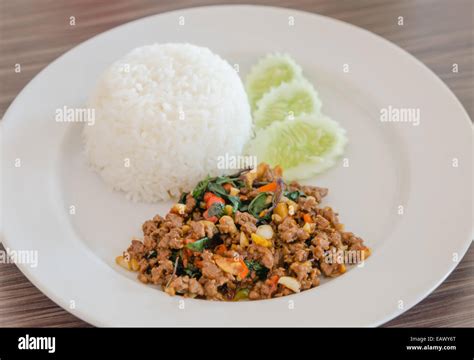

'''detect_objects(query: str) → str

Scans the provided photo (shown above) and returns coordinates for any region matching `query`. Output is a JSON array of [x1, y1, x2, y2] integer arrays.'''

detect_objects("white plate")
[[2, 5, 472, 327]]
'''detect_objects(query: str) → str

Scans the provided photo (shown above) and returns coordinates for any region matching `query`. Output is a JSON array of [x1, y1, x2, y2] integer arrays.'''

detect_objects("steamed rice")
[[83, 43, 252, 202]]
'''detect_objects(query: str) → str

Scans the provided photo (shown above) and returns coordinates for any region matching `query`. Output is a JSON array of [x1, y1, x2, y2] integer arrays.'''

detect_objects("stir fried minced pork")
[[116, 163, 370, 300]]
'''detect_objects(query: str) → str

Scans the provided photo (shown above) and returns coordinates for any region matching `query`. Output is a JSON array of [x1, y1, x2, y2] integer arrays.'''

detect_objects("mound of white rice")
[[83, 43, 252, 202]]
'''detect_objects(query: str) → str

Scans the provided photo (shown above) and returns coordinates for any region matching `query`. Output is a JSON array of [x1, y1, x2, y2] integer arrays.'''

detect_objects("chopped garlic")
[[278, 276, 301, 293], [256, 224, 274, 239], [171, 203, 186, 215]]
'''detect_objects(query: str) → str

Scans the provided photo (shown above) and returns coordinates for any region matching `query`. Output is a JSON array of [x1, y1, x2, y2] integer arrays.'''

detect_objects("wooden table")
[[1, 0, 472, 327]]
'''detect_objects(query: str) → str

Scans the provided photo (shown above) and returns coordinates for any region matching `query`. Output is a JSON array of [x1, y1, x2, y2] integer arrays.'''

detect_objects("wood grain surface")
[[0, 0, 472, 327]]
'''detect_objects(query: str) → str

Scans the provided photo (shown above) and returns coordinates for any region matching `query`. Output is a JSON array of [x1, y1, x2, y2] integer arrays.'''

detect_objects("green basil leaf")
[[178, 192, 189, 204], [215, 176, 236, 186], [184, 264, 201, 278], [192, 176, 211, 200], [207, 182, 228, 197], [248, 192, 270, 218], [284, 190, 306, 201], [233, 179, 245, 189], [239, 203, 249, 212], [244, 260, 270, 280], [227, 195, 241, 210], [186, 237, 210, 252]]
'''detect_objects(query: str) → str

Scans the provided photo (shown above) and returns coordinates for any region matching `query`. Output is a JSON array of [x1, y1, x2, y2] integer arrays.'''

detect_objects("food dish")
[[99, 42, 357, 301], [118, 163, 369, 300]]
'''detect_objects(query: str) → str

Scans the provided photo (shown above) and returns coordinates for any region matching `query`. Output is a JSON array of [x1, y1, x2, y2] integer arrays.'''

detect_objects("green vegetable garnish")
[[192, 176, 211, 200], [284, 190, 306, 201], [254, 79, 322, 129], [214, 175, 241, 187], [178, 192, 189, 204], [227, 195, 241, 210], [233, 288, 250, 301], [239, 203, 249, 212], [245, 115, 347, 181], [245, 260, 270, 280], [184, 264, 201, 278], [207, 182, 228, 198], [247, 192, 271, 218], [186, 237, 210, 252], [246, 53, 303, 110]]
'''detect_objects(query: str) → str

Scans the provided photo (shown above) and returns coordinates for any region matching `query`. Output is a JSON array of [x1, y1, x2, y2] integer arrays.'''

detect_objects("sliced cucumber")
[[254, 79, 322, 129], [245, 115, 347, 180], [245, 53, 303, 111]]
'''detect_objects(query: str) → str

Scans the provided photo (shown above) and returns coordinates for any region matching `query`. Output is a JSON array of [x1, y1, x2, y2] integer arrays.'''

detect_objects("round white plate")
[[2, 5, 472, 327]]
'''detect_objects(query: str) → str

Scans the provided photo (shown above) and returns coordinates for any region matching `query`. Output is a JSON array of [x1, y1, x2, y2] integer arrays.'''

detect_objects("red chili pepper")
[[215, 244, 227, 255], [206, 195, 225, 208], [237, 259, 249, 279], [267, 275, 279, 293], [204, 192, 214, 202], [257, 181, 277, 193]]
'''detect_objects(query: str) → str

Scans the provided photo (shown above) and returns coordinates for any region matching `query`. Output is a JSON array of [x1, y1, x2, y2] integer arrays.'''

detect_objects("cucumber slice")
[[254, 79, 322, 129], [245, 115, 347, 180], [245, 53, 303, 111]]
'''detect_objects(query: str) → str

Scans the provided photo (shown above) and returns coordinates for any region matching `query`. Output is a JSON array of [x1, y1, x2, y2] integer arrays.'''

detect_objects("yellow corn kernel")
[[274, 202, 288, 219], [116, 255, 131, 270], [229, 187, 240, 197], [303, 222, 315, 234], [130, 258, 140, 271], [182, 224, 190, 234], [240, 232, 249, 248], [271, 214, 282, 224], [335, 223, 345, 231], [224, 205, 233, 216], [251, 233, 272, 248], [338, 264, 346, 274]]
